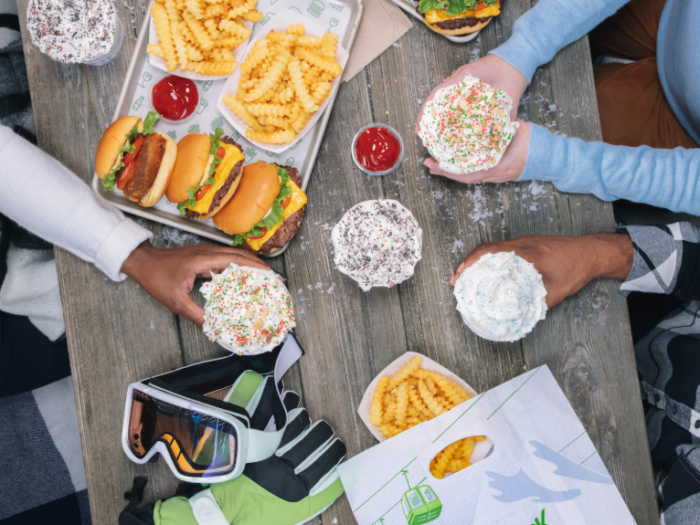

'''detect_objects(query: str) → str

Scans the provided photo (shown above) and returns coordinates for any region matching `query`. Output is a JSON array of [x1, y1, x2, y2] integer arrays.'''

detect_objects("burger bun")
[[95, 116, 143, 179], [213, 161, 281, 235], [166, 133, 211, 203]]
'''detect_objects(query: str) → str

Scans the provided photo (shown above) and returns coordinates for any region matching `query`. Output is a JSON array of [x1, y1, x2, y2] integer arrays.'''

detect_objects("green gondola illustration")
[[399, 470, 442, 524]]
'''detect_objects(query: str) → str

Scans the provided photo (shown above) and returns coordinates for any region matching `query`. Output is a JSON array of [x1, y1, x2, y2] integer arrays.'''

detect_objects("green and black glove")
[[120, 397, 346, 525]]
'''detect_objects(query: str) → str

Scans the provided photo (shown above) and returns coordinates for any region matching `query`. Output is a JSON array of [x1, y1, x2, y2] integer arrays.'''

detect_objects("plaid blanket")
[[619, 222, 700, 524], [0, 1, 91, 524]]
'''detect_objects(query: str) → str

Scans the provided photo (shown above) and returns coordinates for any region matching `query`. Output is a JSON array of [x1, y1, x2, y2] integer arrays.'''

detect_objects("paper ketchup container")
[[358, 352, 494, 466]]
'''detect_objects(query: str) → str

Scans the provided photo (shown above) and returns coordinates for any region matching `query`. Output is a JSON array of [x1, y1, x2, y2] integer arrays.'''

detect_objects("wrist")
[[586, 233, 634, 281], [121, 241, 156, 282]]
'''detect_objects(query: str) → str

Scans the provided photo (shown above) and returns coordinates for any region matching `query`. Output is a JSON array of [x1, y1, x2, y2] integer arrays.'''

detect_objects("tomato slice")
[[195, 184, 212, 201], [122, 135, 144, 167], [282, 197, 291, 209], [248, 227, 268, 240], [217, 146, 226, 160], [116, 162, 135, 190]]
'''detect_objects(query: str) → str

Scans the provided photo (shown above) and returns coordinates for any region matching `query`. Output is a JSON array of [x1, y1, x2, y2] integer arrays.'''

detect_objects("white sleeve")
[[0, 125, 153, 281]]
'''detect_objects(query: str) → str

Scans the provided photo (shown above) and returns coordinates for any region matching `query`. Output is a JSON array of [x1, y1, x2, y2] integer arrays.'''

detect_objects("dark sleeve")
[[617, 223, 700, 300], [659, 445, 700, 525]]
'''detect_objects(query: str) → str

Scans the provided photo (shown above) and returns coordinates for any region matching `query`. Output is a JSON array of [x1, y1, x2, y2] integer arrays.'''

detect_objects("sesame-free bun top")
[[213, 161, 281, 235], [95, 116, 143, 179], [166, 133, 211, 203]]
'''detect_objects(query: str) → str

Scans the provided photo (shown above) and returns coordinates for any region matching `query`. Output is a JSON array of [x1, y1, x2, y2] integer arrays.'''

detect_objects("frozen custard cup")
[[81, 16, 125, 66], [27, 0, 124, 66]]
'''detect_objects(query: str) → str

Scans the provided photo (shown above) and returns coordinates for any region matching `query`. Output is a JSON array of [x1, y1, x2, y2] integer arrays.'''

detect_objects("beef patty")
[[123, 133, 167, 202], [186, 136, 244, 219], [433, 15, 491, 30]]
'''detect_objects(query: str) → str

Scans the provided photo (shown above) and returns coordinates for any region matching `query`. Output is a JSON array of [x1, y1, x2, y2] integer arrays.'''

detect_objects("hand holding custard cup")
[[416, 55, 530, 184]]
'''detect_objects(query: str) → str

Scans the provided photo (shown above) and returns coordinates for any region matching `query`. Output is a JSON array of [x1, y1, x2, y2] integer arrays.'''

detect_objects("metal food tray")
[[92, 0, 363, 257]]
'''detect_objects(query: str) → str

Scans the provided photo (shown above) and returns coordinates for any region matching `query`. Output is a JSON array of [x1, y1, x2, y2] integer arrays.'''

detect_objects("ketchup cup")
[[351, 123, 404, 176]]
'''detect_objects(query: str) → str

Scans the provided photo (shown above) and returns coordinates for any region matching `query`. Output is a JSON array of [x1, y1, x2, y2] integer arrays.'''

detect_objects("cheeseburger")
[[418, 0, 500, 36], [213, 162, 307, 254], [166, 130, 245, 220], [95, 111, 176, 207]]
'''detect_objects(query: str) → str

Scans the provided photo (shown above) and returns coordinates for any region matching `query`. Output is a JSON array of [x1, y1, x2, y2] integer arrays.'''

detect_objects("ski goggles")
[[121, 333, 303, 483]]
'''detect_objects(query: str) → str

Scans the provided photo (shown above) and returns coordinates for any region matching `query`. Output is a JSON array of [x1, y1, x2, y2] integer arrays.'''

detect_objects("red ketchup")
[[151, 76, 198, 121], [355, 126, 401, 172]]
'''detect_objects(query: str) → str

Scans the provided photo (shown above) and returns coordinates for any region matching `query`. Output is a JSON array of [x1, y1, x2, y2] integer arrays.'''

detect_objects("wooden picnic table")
[[17, 0, 660, 523]]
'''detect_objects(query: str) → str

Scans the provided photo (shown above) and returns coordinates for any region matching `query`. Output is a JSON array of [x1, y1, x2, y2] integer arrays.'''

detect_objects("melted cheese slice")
[[188, 143, 245, 215], [246, 179, 307, 252], [425, 0, 500, 23]]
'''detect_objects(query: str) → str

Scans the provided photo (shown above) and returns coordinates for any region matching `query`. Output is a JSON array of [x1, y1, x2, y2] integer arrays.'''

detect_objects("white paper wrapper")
[[216, 9, 349, 154], [358, 352, 494, 467]]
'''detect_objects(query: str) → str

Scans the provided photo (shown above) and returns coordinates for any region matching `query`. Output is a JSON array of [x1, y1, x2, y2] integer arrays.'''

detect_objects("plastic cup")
[[351, 123, 404, 176], [81, 14, 125, 66]]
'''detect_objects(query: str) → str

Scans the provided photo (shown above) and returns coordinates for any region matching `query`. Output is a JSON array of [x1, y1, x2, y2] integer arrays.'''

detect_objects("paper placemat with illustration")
[[339, 366, 635, 525]]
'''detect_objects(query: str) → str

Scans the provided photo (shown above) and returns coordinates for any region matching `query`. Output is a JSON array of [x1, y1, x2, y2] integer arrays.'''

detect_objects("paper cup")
[[358, 352, 494, 468], [216, 9, 349, 154]]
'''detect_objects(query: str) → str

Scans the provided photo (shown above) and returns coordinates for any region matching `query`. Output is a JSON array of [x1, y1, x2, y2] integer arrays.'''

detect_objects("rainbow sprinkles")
[[201, 264, 295, 355], [418, 74, 518, 175]]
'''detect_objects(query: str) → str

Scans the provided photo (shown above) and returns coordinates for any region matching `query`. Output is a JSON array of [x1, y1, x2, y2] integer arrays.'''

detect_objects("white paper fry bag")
[[338, 366, 636, 525]]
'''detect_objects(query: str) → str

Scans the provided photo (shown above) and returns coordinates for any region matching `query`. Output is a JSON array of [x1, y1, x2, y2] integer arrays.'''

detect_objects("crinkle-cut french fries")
[[150, 0, 259, 74], [368, 355, 486, 478], [222, 25, 342, 144]]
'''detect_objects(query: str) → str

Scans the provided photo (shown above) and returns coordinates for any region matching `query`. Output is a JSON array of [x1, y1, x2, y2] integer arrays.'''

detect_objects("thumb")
[[175, 295, 206, 328]]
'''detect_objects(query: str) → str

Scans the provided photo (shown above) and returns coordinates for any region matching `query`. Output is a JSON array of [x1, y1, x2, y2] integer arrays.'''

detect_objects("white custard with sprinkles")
[[454, 252, 547, 342], [418, 74, 518, 175], [201, 264, 295, 355], [331, 199, 422, 291]]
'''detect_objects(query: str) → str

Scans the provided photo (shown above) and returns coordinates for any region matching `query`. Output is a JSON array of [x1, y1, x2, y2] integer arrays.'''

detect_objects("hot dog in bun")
[[166, 129, 245, 220], [213, 161, 307, 254], [95, 111, 177, 207], [419, 0, 500, 36]]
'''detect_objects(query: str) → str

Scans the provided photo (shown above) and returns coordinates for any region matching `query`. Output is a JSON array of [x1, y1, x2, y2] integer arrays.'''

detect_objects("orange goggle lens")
[[127, 390, 238, 478]]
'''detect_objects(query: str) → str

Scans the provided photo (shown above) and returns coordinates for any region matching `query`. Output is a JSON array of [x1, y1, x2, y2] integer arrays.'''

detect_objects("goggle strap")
[[274, 334, 304, 385], [147, 333, 303, 398], [189, 488, 229, 525]]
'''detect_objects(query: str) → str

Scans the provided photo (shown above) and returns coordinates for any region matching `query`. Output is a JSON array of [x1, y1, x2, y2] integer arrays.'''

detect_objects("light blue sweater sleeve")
[[489, 0, 628, 82], [520, 124, 700, 215]]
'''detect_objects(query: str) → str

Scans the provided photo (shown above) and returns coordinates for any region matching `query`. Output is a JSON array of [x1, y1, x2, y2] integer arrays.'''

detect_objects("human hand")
[[450, 234, 634, 309], [415, 54, 528, 134], [415, 55, 530, 185], [121, 242, 270, 327], [423, 120, 530, 184]]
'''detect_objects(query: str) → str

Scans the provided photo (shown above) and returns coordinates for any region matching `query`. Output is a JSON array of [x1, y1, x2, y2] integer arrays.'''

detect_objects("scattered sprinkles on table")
[[453, 251, 547, 342], [418, 74, 518, 175], [331, 199, 422, 291], [26, 0, 117, 63], [200, 264, 295, 355]]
